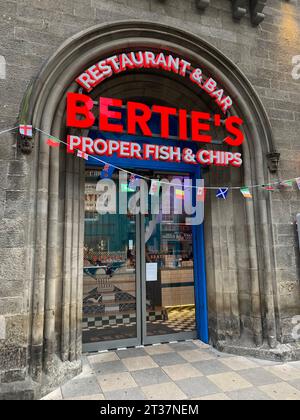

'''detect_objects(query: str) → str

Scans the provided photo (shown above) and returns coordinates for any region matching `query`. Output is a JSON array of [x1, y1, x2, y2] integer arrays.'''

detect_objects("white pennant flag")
[[149, 180, 160, 196]]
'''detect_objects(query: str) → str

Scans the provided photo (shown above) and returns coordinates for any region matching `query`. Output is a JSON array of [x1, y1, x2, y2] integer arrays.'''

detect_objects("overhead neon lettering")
[[75, 50, 233, 113]]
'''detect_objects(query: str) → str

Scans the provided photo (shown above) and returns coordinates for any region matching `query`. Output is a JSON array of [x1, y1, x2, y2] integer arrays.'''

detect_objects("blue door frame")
[[85, 127, 209, 344]]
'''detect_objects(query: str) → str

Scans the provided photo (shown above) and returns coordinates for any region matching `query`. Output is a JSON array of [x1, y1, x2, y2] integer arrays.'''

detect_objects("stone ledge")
[[0, 379, 38, 400], [216, 340, 300, 362], [0, 358, 81, 400]]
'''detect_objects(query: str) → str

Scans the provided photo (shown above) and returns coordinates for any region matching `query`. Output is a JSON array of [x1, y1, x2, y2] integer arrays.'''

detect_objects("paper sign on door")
[[146, 263, 158, 281]]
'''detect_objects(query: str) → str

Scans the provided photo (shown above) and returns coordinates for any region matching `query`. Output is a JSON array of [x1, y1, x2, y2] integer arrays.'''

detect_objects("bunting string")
[[2, 125, 300, 194], [36, 128, 300, 193], [0, 126, 19, 135]]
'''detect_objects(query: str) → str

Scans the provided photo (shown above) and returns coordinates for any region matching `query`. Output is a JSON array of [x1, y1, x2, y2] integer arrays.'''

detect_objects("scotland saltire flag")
[[100, 163, 115, 179], [216, 188, 229, 200]]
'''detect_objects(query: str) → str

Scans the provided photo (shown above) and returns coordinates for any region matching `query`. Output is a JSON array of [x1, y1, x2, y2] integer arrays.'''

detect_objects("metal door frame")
[[140, 213, 198, 346], [83, 163, 209, 352], [83, 213, 142, 353]]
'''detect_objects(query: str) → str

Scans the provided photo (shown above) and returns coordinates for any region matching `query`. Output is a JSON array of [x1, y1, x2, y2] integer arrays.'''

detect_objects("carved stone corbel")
[[249, 0, 267, 26], [231, 0, 247, 20], [19, 136, 34, 154], [195, 0, 210, 10], [18, 129, 35, 154]]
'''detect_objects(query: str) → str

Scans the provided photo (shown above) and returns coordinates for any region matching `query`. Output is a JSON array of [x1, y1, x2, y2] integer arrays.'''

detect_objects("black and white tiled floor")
[[42, 340, 300, 400]]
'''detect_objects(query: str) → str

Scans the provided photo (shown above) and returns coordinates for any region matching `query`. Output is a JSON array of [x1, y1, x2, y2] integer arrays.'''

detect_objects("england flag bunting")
[[196, 187, 206, 202], [19, 125, 33, 138], [150, 180, 160, 196], [77, 150, 89, 160]]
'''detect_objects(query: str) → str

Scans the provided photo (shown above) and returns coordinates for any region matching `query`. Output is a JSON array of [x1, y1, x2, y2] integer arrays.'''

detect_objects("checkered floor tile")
[[42, 340, 300, 401]]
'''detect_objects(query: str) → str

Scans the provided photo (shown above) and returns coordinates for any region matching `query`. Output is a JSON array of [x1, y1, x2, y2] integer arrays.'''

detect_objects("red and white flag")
[[196, 187, 206, 202], [19, 125, 33, 137], [262, 185, 276, 191], [77, 150, 89, 160], [150, 180, 160, 196], [46, 138, 60, 147]]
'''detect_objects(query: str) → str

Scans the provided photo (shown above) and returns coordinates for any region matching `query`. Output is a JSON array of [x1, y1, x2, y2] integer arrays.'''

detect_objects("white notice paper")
[[146, 263, 158, 281]]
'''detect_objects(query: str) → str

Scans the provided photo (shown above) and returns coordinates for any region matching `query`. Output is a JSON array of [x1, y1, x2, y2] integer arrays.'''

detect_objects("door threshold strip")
[[95, 338, 195, 353]]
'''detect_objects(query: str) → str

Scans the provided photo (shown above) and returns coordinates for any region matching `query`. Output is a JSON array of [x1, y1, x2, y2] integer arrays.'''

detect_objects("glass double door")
[[82, 169, 197, 352]]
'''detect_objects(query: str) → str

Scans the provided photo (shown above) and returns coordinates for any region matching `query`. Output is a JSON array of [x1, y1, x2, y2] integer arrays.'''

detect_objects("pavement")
[[42, 340, 300, 400]]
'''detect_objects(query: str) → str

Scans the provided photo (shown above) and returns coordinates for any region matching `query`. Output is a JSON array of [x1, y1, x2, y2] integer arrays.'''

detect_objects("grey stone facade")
[[0, 0, 299, 400]]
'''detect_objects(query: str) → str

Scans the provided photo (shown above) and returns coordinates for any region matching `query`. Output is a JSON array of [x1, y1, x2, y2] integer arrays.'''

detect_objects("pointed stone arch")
[[18, 21, 280, 396]]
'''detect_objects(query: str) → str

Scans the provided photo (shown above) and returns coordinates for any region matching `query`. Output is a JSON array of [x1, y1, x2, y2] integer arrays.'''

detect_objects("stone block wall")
[[0, 0, 299, 398]]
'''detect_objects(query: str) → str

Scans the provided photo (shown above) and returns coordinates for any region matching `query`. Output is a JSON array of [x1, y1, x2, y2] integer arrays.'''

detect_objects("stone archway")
[[18, 21, 279, 396]]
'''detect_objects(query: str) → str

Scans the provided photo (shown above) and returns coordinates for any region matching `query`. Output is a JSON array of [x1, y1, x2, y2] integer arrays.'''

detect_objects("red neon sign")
[[66, 93, 244, 147], [75, 50, 233, 114]]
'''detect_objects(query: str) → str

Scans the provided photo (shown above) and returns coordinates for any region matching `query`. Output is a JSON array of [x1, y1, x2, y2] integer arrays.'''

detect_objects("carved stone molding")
[[18, 134, 34, 154], [280, 282, 298, 294]]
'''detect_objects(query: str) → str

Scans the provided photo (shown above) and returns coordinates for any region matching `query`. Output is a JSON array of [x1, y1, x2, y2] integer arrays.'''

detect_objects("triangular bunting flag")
[[77, 150, 89, 160], [19, 124, 33, 138], [196, 187, 206, 202], [279, 180, 294, 188], [46, 138, 60, 147], [262, 185, 276, 191], [100, 164, 115, 179], [128, 174, 141, 190], [120, 183, 135, 193], [216, 188, 229, 200], [175, 189, 185, 200], [296, 178, 300, 191], [240, 187, 252, 199], [149, 180, 160, 196]]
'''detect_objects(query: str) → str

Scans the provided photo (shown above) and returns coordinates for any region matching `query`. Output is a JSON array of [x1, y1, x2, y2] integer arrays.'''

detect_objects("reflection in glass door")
[[142, 173, 197, 344], [82, 168, 198, 351], [82, 169, 140, 351]]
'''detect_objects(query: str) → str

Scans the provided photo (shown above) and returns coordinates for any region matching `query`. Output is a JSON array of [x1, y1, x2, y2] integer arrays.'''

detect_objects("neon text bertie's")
[[66, 95, 244, 147]]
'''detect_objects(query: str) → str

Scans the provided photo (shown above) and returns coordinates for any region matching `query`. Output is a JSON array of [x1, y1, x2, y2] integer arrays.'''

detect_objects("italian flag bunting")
[[279, 180, 294, 188], [46, 138, 60, 147]]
